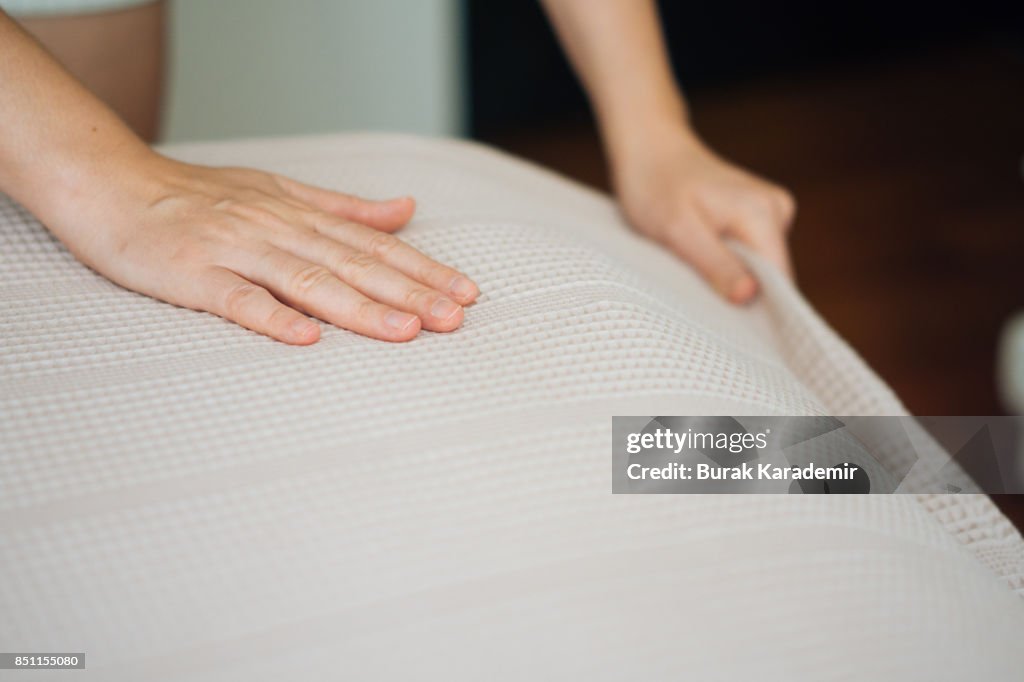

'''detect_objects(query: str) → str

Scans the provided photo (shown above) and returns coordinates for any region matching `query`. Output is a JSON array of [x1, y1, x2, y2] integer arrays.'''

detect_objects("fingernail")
[[729, 276, 758, 304], [431, 298, 461, 321], [385, 311, 418, 331], [448, 276, 476, 300], [290, 318, 317, 339]]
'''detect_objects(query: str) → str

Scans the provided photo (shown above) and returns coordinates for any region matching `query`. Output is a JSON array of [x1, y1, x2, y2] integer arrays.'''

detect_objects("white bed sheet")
[[1, 134, 1022, 679]]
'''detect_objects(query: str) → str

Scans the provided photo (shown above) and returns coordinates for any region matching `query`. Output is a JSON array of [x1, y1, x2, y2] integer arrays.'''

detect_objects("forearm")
[[539, 0, 692, 168], [542, 0, 795, 296], [0, 10, 480, 345], [0, 10, 157, 238]]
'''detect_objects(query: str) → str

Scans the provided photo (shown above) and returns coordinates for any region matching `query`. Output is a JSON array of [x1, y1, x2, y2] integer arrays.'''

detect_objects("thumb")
[[669, 223, 758, 304], [274, 175, 416, 232], [727, 210, 794, 280]]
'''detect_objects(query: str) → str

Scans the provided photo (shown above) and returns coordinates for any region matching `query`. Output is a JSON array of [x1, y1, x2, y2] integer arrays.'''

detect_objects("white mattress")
[[1, 133, 1023, 679]]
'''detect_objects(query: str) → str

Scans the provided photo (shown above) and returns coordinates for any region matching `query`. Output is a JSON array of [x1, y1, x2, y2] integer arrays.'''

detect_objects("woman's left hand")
[[613, 129, 797, 304]]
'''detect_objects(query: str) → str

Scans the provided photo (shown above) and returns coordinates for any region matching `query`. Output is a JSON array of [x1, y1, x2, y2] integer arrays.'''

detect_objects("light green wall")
[[163, 0, 464, 142]]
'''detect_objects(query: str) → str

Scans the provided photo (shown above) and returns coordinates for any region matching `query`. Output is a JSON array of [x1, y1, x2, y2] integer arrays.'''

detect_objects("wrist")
[[606, 119, 705, 193], [30, 139, 167, 238]]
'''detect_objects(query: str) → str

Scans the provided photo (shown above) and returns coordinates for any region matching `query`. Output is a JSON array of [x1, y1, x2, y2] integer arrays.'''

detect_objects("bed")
[[1, 133, 1023, 679]]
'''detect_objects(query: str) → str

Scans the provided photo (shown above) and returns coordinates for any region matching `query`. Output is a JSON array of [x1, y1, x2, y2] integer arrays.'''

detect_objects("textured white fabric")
[[1, 134, 1023, 679]]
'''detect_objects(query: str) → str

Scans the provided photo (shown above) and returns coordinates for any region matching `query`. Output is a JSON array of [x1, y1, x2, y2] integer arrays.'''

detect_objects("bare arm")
[[0, 10, 477, 343], [539, 0, 685, 172], [541, 0, 795, 302], [0, 10, 152, 228]]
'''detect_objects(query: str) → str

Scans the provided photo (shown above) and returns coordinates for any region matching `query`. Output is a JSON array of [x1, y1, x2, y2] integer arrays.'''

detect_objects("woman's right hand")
[[52, 153, 479, 345]]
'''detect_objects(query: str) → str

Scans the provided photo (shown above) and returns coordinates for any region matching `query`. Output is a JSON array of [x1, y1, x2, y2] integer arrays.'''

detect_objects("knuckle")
[[249, 171, 285, 194], [413, 260, 448, 285], [168, 239, 211, 266], [355, 299, 380, 322], [770, 186, 798, 215], [681, 187, 714, 214], [338, 252, 380, 281], [403, 287, 432, 310], [224, 166, 277, 189], [436, 265, 461, 286], [666, 207, 703, 236], [265, 304, 295, 330], [289, 264, 334, 296], [211, 198, 237, 213], [237, 204, 286, 229], [221, 281, 261, 316], [365, 231, 400, 259], [742, 192, 775, 216], [201, 218, 245, 246], [754, 187, 796, 223], [646, 200, 683, 231], [304, 210, 332, 230], [245, 170, 290, 196], [312, 214, 355, 231], [774, 189, 797, 221]]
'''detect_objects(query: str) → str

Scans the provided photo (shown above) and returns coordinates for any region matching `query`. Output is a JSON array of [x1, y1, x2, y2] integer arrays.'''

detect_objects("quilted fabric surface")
[[1, 134, 1022, 679]]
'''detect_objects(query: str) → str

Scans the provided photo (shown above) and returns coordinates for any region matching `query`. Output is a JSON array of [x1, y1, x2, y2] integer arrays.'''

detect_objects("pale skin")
[[3, 1, 794, 346], [1, 7, 478, 345], [541, 0, 796, 302]]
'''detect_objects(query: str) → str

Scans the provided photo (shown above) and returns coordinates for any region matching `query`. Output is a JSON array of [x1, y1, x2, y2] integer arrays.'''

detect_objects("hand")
[[56, 154, 479, 344], [613, 130, 796, 303], [0, 9, 478, 343]]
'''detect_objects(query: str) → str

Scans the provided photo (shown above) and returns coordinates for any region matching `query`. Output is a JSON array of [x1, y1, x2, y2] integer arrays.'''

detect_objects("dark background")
[[469, 1, 1023, 138], [466, 0, 1024, 417]]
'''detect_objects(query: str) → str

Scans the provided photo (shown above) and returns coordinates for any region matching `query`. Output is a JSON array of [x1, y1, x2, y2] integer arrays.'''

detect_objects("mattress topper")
[[1, 134, 1022, 679]]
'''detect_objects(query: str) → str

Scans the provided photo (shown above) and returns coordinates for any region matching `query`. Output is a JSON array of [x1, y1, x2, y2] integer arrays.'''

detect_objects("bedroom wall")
[[163, 0, 465, 142]]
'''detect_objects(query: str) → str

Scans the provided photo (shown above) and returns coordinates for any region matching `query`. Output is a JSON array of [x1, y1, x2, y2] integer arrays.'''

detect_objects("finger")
[[279, 232, 465, 332], [308, 214, 479, 305], [273, 174, 416, 232], [202, 267, 321, 345], [729, 212, 794, 280], [667, 221, 758, 304], [773, 188, 798, 232], [235, 248, 422, 342]]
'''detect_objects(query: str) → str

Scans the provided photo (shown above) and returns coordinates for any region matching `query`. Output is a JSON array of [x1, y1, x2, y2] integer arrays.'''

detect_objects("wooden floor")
[[481, 43, 1024, 526], [483, 43, 1024, 416]]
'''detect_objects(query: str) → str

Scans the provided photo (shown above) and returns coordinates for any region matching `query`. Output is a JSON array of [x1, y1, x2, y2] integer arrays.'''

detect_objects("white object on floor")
[[999, 312, 1024, 413], [1, 134, 1023, 680]]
